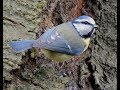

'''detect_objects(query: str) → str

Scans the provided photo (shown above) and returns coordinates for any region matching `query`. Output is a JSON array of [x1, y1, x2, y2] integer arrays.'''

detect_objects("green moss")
[[36, 1, 47, 10]]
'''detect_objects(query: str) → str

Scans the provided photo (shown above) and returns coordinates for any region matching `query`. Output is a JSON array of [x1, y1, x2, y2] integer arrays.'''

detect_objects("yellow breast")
[[41, 49, 73, 62], [82, 38, 90, 52]]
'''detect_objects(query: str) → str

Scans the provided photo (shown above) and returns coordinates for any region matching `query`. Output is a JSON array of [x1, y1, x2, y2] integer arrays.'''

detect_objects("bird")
[[9, 15, 98, 62]]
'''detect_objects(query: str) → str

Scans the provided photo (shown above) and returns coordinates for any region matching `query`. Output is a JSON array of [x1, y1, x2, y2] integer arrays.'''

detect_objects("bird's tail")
[[9, 40, 36, 53]]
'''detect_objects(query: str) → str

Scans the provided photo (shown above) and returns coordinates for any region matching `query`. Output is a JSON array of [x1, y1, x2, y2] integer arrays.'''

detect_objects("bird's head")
[[72, 15, 99, 38]]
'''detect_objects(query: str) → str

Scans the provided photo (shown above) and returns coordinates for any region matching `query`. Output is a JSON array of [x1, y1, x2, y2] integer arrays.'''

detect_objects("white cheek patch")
[[73, 23, 93, 36], [73, 23, 85, 30]]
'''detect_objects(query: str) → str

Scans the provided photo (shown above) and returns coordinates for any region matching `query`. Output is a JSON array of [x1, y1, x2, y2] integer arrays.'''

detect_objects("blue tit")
[[9, 15, 98, 62]]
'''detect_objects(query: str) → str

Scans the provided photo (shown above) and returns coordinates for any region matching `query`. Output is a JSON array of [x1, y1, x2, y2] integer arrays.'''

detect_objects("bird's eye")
[[81, 21, 89, 24]]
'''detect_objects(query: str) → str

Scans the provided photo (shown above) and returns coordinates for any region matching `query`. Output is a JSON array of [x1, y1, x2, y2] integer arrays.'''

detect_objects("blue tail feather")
[[9, 40, 36, 53]]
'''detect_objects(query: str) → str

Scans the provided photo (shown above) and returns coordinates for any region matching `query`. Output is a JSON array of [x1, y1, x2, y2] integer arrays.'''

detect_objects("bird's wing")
[[33, 23, 86, 55]]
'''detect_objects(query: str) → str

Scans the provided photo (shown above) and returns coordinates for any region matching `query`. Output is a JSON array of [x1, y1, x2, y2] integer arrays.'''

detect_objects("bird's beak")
[[93, 24, 99, 28]]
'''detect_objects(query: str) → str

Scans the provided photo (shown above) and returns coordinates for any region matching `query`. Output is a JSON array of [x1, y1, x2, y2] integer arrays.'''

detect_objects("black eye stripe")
[[81, 21, 90, 24]]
